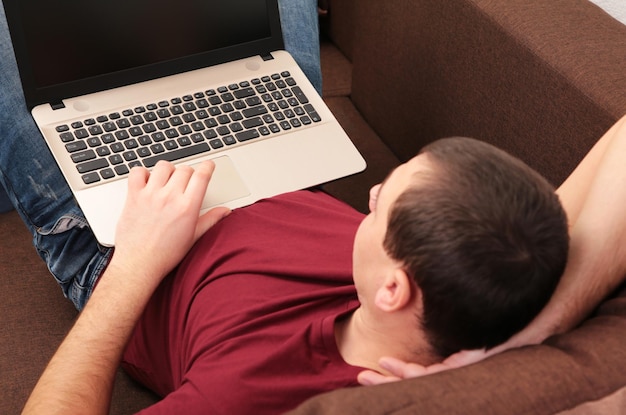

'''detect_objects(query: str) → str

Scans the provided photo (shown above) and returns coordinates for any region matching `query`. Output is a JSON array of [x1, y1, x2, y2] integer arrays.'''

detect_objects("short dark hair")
[[383, 137, 569, 357]]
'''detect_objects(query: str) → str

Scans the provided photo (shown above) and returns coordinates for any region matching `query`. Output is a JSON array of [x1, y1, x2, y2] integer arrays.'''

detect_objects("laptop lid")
[[3, 0, 284, 110]]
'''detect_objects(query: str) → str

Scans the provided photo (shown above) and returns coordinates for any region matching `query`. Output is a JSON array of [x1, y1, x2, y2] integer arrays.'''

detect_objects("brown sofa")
[[2, 0, 626, 414]]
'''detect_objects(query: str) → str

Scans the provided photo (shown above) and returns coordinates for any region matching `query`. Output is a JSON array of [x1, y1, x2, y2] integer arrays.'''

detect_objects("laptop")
[[3, 0, 366, 247]]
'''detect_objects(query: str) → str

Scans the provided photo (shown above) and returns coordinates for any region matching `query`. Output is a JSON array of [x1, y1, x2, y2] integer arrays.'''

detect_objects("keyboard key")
[[164, 140, 178, 150], [115, 130, 130, 140], [209, 139, 224, 149], [177, 136, 192, 146], [236, 129, 260, 142], [71, 149, 96, 163], [124, 139, 138, 149], [138, 135, 152, 146], [204, 118, 218, 128], [96, 147, 111, 157], [204, 129, 218, 139], [65, 141, 87, 153], [157, 109, 171, 118], [304, 104, 321, 122], [150, 143, 165, 154], [109, 154, 123, 165], [115, 165, 130, 175], [74, 128, 89, 139], [137, 147, 151, 157], [191, 122, 205, 132], [292, 86, 309, 104], [60, 132, 74, 142], [242, 117, 263, 129], [234, 87, 255, 99], [81, 172, 101, 184], [123, 151, 138, 161], [142, 142, 211, 167], [76, 158, 108, 174], [87, 137, 102, 147], [242, 106, 268, 118], [102, 122, 117, 132], [101, 168, 115, 179]]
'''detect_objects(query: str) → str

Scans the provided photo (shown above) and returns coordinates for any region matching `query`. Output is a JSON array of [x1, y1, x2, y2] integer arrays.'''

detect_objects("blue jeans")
[[0, 0, 322, 310]]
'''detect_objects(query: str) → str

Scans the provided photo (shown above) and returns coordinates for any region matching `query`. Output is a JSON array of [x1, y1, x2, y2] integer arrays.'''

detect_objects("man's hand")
[[357, 350, 490, 386], [357, 310, 551, 386], [112, 160, 231, 288], [22, 161, 230, 415]]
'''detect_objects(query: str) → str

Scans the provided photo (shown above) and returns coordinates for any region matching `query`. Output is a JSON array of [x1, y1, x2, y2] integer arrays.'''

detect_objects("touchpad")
[[190, 156, 250, 209]]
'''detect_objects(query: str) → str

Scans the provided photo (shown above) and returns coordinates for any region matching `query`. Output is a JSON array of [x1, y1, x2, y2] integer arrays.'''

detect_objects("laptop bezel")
[[2, 0, 284, 110]]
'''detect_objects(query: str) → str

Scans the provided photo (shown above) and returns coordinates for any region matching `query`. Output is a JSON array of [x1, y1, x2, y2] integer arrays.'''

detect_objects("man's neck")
[[334, 307, 439, 374]]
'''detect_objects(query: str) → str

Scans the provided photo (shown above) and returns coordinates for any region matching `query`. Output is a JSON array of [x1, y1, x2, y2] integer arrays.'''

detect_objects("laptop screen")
[[4, 0, 282, 108]]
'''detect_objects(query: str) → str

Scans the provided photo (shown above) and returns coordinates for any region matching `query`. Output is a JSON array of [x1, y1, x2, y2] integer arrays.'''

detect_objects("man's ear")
[[374, 268, 415, 312]]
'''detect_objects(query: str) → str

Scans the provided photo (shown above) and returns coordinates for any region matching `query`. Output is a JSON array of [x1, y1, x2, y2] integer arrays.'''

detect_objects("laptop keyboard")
[[54, 71, 321, 185]]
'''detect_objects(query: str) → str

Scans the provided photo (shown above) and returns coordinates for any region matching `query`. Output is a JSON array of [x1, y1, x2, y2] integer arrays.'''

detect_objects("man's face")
[[352, 155, 432, 306]]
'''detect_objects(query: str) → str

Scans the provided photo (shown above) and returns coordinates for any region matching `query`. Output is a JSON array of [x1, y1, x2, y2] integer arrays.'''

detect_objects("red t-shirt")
[[122, 190, 365, 414]]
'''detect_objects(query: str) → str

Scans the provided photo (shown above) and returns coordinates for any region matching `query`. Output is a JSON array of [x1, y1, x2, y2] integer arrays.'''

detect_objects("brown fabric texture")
[[350, 0, 626, 187], [0, 210, 159, 415], [3, 0, 626, 413], [288, 288, 626, 414], [320, 41, 353, 98], [320, 97, 400, 213]]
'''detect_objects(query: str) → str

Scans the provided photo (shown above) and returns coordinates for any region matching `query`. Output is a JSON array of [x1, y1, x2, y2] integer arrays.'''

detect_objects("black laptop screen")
[[6, 0, 280, 107]]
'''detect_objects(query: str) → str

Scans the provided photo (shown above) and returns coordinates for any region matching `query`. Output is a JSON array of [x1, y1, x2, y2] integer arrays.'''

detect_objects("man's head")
[[353, 137, 569, 358]]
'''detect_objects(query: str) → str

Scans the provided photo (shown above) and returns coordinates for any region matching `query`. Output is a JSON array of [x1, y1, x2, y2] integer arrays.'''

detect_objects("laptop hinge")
[[50, 101, 66, 110], [260, 52, 274, 61]]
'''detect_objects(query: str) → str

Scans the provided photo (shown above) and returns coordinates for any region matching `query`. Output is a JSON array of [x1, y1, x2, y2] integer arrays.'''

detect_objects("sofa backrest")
[[348, 0, 626, 187]]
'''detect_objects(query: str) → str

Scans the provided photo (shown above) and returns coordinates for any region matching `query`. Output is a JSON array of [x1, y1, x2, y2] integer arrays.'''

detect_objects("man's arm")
[[22, 161, 230, 415], [358, 115, 626, 385]]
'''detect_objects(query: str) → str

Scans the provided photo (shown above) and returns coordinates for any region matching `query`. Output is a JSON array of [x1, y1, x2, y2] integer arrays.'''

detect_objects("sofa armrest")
[[349, 0, 626, 187]]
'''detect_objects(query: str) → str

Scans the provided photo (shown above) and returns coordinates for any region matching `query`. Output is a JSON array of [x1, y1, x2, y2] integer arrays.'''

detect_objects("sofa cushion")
[[0, 210, 158, 414], [288, 285, 626, 414], [320, 41, 352, 98], [320, 97, 400, 213], [349, 0, 626, 187]]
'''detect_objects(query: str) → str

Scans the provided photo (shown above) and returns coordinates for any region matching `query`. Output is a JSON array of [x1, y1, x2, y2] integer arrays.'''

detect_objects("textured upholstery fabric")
[[349, 0, 626, 187], [3, 0, 626, 413], [288, 286, 626, 414]]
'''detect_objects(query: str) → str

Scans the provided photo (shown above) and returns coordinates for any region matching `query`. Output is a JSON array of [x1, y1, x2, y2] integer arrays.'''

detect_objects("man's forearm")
[[22, 161, 228, 414], [22, 261, 158, 415]]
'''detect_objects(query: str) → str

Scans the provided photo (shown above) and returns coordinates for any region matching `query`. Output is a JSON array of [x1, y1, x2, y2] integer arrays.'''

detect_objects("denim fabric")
[[0, 0, 321, 310], [278, 0, 323, 95], [0, 1, 112, 310], [0, 182, 11, 212]]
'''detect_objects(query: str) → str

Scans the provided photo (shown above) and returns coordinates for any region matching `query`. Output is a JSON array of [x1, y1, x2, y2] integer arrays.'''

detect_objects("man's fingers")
[[183, 161, 215, 200], [195, 207, 232, 240], [127, 165, 150, 191], [145, 160, 176, 188], [357, 370, 400, 386], [379, 356, 428, 378], [442, 348, 492, 368]]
